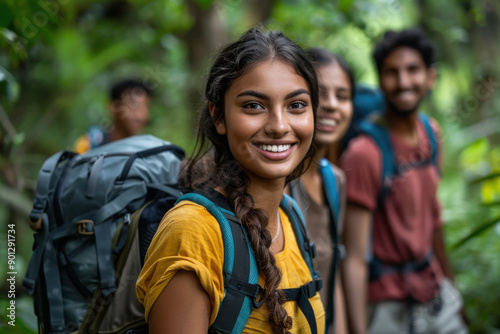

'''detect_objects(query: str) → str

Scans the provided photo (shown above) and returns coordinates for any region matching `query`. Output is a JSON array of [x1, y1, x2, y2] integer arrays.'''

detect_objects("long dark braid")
[[181, 27, 318, 333]]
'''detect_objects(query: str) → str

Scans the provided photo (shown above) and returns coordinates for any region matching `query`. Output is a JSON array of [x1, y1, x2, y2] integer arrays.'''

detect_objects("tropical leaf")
[[451, 215, 500, 251]]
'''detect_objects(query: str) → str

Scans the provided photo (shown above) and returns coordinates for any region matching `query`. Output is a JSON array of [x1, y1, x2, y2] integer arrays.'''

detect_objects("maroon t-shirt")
[[339, 118, 443, 302]]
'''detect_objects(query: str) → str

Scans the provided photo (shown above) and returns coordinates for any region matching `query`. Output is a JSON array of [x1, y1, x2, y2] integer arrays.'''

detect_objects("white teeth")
[[397, 91, 415, 98], [259, 144, 291, 153], [318, 118, 337, 127]]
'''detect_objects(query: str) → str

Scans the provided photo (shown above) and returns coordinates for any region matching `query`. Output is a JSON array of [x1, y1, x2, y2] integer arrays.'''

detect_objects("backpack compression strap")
[[281, 194, 323, 334], [22, 150, 78, 333], [23, 150, 76, 294], [318, 158, 344, 333], [176, 193, 261, 334]]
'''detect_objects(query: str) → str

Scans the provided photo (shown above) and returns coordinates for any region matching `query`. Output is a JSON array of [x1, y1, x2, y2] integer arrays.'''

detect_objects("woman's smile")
[[254, 142, 296, 160]]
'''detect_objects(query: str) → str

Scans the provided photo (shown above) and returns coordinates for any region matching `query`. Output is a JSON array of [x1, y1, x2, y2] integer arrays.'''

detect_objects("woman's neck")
[[313, 144, 329, 164], [247, 178, 285, 253], [247, 178, 285, 214]]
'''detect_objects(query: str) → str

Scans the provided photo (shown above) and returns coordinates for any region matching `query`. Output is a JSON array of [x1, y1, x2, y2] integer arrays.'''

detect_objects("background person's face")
[[214, 60, 314, 185], [379, 47, 436, 115], [315, 62, 353, 148], [112, 88, 150, 136]]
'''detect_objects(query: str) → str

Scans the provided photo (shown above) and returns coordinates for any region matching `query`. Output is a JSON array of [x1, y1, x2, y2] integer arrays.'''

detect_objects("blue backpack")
[[289, 158, 342, 334], [341, 83, 386, 153]]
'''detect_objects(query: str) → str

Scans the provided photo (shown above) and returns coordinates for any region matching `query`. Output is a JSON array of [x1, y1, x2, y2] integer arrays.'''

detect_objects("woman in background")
[[289, 47, 355, 334]]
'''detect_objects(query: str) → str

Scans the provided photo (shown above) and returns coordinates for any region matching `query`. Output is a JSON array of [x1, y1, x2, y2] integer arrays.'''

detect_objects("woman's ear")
[[209, 102, 227, 135]]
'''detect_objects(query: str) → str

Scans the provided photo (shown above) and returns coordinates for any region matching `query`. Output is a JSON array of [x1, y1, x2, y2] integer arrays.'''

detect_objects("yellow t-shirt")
[[136, 200, 325, 333]]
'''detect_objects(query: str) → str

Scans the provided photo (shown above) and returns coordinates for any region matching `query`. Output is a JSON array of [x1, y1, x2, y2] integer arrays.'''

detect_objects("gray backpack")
[[23, 135, 185, 334]]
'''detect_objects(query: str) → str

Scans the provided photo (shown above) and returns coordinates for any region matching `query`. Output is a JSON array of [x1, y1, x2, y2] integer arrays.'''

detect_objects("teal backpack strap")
[[357, 120, 396, 208], [357, 121, 396, 282], [280, 194, 323, 334], [318, 158, 343, 333], [176, 193, 261, 334], [280, 194, 315, 274], [318, 158, 340, 224], [419, 113, 440, 176]]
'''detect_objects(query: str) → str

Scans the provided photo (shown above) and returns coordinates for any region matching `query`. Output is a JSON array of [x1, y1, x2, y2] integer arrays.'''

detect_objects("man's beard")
[[385, 99, 420, 117]]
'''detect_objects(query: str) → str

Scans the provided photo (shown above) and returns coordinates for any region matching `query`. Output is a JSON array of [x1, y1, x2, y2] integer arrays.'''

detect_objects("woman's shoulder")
[[320, 160, 346, 186], [154, 200, 223, 246]]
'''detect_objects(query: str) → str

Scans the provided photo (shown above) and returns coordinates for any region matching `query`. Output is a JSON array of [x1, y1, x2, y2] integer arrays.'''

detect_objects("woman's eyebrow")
[[236, 89, 311, 100], [237, 90, 269, 100], [285, 89, 310, 100]]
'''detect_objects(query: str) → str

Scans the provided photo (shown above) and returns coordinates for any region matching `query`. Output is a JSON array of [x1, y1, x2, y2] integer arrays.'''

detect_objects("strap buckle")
[[300, 280, 317, 299], [77, 220, 95, 235], [252, 287, 264, 308], [29, 216, 43, 231], [335, 243, 346, 259]]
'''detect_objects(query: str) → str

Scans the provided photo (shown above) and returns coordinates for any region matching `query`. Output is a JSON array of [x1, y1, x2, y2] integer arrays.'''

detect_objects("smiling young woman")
[[136, 27, 325, 334]]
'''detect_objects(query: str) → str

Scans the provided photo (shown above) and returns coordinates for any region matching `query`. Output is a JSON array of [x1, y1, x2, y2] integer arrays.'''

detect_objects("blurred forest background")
[[0, 0, 499, 332]]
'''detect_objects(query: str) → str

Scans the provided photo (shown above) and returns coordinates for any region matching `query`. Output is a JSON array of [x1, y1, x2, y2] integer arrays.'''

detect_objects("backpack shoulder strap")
[[418, 113, 440, 176], [176, 192, 261, 334], [318, 158, 344, 332], [358, 120, 397, 207], [280, 194, 323, 334], [318, 158, 340, 225], [280, 194, 316, 275]]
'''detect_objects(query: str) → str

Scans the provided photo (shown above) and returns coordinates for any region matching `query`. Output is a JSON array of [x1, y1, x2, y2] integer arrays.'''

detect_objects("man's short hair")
[[373, 28, 435, 73], [110, 79, 152, 101]]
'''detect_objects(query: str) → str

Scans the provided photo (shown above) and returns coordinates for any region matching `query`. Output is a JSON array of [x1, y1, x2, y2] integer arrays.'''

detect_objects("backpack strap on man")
[[419, 113, 440, 176], [280, 194, 323, 334], [358, 120, 397, 208], [177, 192, 261, 334]]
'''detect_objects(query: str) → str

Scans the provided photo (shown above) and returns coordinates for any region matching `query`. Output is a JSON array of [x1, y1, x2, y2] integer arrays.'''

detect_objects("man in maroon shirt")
[[339, 28, 468, 333]]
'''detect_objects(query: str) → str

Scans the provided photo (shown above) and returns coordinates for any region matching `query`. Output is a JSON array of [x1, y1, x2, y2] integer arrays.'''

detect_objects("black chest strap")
[[283, 279, 323, 334]]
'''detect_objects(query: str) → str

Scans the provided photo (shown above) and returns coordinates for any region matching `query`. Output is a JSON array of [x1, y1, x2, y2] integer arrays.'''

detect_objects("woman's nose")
[[265, 109, 290, 136], [322, 92, 338, 113]]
